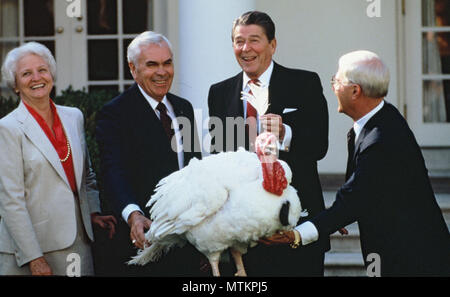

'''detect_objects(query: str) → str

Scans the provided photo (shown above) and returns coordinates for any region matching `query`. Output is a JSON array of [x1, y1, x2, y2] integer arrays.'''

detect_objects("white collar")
[[137, 84, 174, 117], [353, 100, 385, 141], [242, 60, 274, 90]]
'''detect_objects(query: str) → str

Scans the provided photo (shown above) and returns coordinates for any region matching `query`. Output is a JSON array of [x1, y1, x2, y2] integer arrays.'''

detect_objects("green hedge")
[[0, 94, 19, 117], [0, 87, 119, 212]]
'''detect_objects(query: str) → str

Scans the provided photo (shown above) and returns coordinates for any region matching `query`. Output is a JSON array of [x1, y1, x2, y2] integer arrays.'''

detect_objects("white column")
[[177, 0, 255, 154]]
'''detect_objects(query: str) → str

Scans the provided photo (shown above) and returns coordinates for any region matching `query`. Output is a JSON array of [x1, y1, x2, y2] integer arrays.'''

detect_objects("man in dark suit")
[[95, 31, 204, 276], [262, 50, 450, 276], [208, 11, 330, 276]]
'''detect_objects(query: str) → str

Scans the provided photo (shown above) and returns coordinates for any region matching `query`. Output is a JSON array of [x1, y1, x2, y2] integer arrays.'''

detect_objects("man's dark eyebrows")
[[145, 60, 158, 65], [235, 34, 261, 40]]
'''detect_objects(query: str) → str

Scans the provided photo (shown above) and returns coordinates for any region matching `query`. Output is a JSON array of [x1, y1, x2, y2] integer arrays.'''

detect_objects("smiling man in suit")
[[96, 31, 204, 276], [208, 11, 330, 276], [262, 50, 450, 276]]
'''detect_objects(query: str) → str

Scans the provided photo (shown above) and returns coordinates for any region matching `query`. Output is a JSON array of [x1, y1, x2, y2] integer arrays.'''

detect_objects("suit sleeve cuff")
[[279, 123, 292, 152], [122, 204, 144, 222], [295, 221, 319, 246]]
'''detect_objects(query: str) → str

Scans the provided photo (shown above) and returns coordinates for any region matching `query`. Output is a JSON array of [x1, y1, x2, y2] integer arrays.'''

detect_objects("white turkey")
[[128, 132, 305, 276]]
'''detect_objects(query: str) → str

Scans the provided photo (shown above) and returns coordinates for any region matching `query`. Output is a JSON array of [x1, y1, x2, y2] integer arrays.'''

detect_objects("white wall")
[[256, 0, 399, 173], [168, 0, 400, 173]]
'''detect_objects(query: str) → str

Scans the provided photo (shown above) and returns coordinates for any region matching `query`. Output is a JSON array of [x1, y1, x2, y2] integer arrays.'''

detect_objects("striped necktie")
[[247, 79, 260, 150]]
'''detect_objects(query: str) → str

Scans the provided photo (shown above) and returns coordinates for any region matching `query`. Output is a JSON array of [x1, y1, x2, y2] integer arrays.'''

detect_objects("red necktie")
[[246, 79, 259, 119], [247, 79, 260, 151]]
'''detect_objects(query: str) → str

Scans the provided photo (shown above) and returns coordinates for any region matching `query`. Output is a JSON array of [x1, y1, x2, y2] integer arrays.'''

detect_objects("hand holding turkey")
[[259, 229, 301, 248]]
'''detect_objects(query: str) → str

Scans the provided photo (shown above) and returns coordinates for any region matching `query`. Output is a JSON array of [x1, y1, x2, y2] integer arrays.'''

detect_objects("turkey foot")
[[230, 248, 247, 277], [208, 252, 221, 277]]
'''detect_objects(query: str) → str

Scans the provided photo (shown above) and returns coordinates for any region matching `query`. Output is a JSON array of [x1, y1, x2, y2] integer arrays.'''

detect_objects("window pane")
[[32, 40, 55, 58], [0, 42, 19, 98], [423, 80, 450, 123], [422, 0, 450, 27], [123, 39, 133, 80], [123, 0, 151, 34], [0, 41, 18, 64], [88, 85, 119, 94], [0, 41, 19, 99], [88, 40, 118, 80], [422, 32, 450, 74], [87, 0, 117, 35], [24, 0, 54, 36], [0, 0, 19, 37]]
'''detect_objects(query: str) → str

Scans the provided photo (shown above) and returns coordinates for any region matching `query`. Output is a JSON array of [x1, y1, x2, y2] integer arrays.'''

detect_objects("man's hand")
[[29, 256, 52, 276], [127, 211, 151, 249], [259, 230, 297, 246], [91, 213, 118, 239], [260, 114, 285, 142]]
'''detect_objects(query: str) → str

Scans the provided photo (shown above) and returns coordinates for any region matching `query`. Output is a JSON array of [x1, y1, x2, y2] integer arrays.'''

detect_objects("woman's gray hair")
[[127, 31, 173, 65], [338, 50, 390, 98], [1, 42, 56, 90]]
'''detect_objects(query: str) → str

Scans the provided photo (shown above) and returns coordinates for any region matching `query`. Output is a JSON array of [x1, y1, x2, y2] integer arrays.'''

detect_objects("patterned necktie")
[[156, 102, 175, 141], [345, 127, 356, 181], [246, 79, 259, 119], [247, 79, 260, 150]]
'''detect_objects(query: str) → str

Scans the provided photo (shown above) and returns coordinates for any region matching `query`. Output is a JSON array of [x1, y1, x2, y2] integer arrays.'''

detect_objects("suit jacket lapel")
[[168, 94, 184, 119], [58, 106, 83, 192], [229, 73, 244, 117], [132, 86, 178, 170], [132, 84, 164, 138], [267, 62, 282, 114], [15, 102, 71, 189], [348, 103, 387, 177], [168, 93, 196, 168]]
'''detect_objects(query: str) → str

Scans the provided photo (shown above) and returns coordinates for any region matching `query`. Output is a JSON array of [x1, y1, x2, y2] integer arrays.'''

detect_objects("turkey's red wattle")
[[261, 160, 288, 196]]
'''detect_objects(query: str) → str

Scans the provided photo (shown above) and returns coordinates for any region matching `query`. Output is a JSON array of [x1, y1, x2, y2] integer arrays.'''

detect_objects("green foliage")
[[0, 86, 119, 211], [0, 95, 19, 118]]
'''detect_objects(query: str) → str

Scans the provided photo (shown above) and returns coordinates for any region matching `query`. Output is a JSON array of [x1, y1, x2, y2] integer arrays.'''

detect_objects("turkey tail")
[[279, 200, 290, 226], [127, 243, 166, 266]]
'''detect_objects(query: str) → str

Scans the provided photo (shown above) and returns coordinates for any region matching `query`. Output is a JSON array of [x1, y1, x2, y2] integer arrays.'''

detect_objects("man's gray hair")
[[127, 31, 173, 65], [1, 42, 56, 90], [338, 50, 390, 98]]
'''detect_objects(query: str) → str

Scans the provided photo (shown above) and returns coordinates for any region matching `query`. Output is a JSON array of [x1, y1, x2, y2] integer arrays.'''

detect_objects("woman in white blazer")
[[0, 42, 117, 275]]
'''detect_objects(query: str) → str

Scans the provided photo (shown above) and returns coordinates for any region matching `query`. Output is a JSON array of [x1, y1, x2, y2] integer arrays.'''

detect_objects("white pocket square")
[[282, 108, 298, 114]]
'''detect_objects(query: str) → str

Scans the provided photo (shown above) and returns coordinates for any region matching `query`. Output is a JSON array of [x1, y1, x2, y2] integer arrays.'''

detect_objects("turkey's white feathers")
[[128, 148, 303, 269], [148, 149, 259, 241]]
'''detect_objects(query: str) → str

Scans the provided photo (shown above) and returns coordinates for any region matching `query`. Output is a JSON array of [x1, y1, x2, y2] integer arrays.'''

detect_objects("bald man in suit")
[[263, 50, 450, 276]]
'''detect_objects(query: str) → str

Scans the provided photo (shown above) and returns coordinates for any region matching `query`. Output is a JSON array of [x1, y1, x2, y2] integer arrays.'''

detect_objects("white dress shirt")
[[295, 100, 385, 245], [242, 60, 292, 151], [121, 85, 184, 222]]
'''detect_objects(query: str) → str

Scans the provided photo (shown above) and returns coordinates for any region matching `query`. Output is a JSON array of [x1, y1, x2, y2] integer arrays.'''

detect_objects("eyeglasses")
[[331, 75, 355, 88]]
